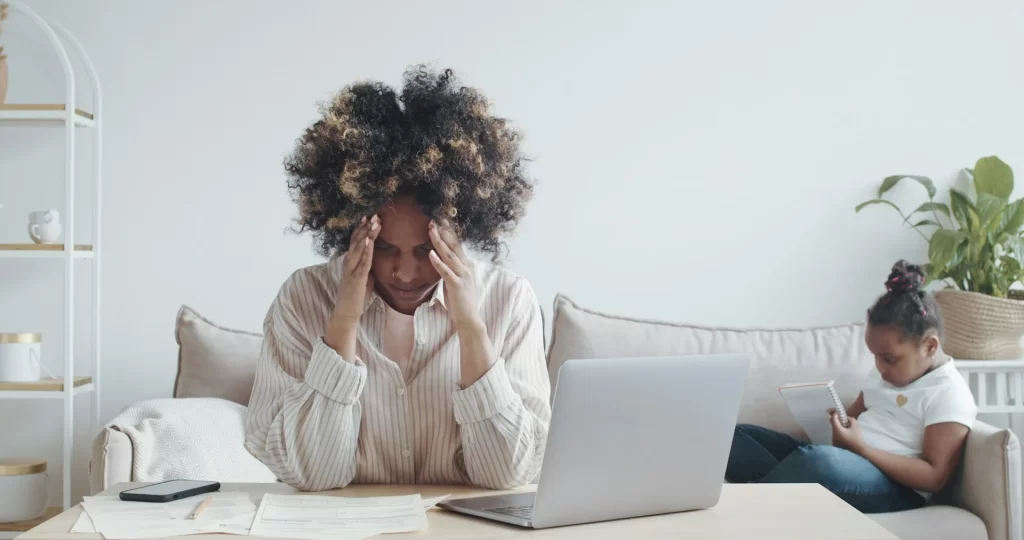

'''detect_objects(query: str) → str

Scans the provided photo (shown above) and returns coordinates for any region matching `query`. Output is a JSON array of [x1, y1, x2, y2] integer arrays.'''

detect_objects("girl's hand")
[[428, 221, 482, 331], [829, 409, 866, 454]]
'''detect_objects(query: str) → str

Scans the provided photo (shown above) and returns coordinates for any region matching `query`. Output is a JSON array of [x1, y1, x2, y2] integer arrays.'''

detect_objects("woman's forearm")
[[457, 318, 497, 386]]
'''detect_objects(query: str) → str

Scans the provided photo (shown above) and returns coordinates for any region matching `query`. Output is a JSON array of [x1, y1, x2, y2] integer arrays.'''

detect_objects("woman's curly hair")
[[284, 65, 534, 260]]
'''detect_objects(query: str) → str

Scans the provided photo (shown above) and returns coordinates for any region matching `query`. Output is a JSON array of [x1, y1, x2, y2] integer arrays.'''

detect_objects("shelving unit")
[[0, 0, 102, 527], [0, 103, 95, 127]]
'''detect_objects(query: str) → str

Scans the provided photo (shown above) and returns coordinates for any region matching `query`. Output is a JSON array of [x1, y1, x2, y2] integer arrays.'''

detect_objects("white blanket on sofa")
[[108, 397, 278, 483]]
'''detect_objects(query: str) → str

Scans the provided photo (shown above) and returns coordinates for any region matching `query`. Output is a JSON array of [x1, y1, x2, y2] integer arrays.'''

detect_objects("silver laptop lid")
[[531, 354, 750, 529]]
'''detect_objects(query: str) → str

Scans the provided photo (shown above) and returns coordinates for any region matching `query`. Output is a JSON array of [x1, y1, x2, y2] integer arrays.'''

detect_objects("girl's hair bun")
[[885, 259, 926, 295]]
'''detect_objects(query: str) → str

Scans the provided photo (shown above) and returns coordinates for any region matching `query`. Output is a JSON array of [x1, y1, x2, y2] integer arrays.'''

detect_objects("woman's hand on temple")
[[428, 221, 482, 332], [325, 215, 380, 359]]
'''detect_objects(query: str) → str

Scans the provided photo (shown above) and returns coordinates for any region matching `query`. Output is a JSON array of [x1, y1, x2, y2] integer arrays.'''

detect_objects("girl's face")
[[865, 324, 939, 387]]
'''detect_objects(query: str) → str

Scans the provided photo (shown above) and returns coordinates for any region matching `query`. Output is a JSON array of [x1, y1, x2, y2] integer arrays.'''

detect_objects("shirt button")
[[397, 388, 405, 396], [402, 449, 411, 458], [416, 336, 426, 346]]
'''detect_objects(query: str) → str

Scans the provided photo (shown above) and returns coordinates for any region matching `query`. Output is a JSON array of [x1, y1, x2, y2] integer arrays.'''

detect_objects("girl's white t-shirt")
[[857, 359, 977, 495]]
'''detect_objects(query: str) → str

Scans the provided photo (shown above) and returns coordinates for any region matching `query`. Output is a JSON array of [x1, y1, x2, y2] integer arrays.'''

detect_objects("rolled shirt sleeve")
[[452, 279, 552, 489]]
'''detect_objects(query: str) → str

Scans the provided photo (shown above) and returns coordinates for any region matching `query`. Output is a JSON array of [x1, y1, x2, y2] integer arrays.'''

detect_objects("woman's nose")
[[393, 256, 418, 283]]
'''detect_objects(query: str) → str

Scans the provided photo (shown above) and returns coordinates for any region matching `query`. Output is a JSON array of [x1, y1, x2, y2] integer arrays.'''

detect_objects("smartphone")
[[119, 480, 221, 502]]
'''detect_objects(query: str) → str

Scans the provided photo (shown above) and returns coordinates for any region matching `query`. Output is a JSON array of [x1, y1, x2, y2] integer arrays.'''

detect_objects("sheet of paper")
[[79, 492, 256, 539], [70, 510, 96, 533], [248, 493, 427, 540], [421, 494, 449, 510]]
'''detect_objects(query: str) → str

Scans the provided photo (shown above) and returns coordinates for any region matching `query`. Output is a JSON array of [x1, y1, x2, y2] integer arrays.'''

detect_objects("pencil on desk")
[[187, 495, 212, 520]]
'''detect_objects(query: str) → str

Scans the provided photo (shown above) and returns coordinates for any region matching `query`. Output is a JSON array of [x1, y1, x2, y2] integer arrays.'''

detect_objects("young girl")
[[725, 260, 978, 513]]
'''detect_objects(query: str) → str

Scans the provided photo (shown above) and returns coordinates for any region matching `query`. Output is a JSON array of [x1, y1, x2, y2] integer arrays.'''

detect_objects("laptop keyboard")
[[486, 504, 534, 519]]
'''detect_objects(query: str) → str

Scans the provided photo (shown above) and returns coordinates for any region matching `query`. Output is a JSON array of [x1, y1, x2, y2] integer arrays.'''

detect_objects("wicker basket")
[[934, 289, 1024, 360]]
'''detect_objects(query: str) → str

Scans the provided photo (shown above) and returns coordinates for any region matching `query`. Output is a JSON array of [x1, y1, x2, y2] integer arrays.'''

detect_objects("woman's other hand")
[[428, 220, 483, 332]]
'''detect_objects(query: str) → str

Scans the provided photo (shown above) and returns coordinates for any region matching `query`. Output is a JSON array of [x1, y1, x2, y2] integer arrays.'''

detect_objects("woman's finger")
[[356, 224, 381, 275], [346, 216, 377, 271], [429, 249, 459, 283], [438, 222, 468, 262], [429, 222, 465, 274]]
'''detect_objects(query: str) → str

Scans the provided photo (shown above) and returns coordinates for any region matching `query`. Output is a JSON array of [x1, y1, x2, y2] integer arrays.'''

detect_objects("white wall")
[[1, 0, 1022, 504]]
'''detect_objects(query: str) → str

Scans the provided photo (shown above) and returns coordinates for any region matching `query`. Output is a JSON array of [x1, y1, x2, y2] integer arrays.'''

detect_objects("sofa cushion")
[[547, 294, 876, 440], [870, 505, 987, 540], [174, 305, 263, 406]]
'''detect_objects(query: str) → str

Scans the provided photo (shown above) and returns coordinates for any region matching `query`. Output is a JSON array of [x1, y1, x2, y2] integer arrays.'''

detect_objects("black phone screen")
[[124, 480, 218, 497]]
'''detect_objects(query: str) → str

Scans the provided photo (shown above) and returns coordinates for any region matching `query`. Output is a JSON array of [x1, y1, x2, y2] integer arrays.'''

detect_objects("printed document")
[[248, 493, 428, 540]]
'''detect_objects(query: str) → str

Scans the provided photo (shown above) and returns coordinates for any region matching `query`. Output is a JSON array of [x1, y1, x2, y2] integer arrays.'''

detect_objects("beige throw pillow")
[[546, 294, 875, 439], [173, 305, 263, 406]]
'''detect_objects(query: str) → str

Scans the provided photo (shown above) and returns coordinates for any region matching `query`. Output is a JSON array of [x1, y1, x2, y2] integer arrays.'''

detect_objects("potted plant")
[[856, 155, 1024, 360]]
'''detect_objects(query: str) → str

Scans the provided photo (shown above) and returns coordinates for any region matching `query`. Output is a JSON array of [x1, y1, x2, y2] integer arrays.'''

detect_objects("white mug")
[[28, 210, 60, 225], [0, 334, 42, 383], [28, 222, 62, 244]]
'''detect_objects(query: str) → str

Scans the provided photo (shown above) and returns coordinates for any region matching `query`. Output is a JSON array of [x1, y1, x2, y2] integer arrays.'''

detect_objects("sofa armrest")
[[935, 420, 1021, 540], [89, 426, 133, 495]]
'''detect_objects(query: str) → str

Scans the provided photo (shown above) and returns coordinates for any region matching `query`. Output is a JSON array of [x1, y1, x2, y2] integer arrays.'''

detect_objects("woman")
[[244, 66, 551, 492]]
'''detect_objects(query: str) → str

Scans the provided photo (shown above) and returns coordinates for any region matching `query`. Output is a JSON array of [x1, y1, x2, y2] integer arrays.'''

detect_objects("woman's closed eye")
[[374, 241, 398, 253]]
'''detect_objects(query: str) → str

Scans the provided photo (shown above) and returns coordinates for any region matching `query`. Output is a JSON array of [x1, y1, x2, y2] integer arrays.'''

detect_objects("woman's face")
[[370, 195, 442, 314]]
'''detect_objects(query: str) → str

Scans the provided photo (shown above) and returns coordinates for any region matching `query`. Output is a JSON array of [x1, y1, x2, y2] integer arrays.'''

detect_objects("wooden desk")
[[19, 482, 897, 539]]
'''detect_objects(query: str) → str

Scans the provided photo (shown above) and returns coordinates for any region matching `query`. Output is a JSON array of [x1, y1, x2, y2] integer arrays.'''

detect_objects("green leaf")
[[855, 199, 903, 214], [999, 199, 1024, 237], [977, 192, 1008, 231], [908, 201, 951, 219], [913, 219, 942, 227], [878, 175, 936, 199], [974, 156, 1014, 198], [1000, 255, 1022, 276], [950, 189, 979, 231], [929, 229, 970, 271]]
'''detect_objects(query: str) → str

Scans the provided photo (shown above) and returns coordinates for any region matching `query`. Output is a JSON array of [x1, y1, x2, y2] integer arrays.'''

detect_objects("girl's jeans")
[[725, 424, 926, 513]]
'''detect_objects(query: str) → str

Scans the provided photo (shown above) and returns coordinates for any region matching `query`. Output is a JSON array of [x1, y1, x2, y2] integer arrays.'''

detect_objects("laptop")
[[439, 353, 750, 529]]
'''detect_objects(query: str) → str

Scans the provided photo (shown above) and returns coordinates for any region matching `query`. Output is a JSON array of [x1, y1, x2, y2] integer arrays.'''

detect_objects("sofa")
[[91, 295, 1022, 540]]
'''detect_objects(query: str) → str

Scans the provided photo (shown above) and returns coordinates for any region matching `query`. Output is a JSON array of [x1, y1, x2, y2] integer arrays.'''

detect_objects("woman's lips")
[[392, 284, 428, 298]]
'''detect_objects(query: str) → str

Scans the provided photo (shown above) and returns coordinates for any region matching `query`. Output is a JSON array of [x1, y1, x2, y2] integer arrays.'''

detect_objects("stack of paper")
[[71, 491, 449, 540], [249, 493, 441, 540], [74, 492, 257, 539]]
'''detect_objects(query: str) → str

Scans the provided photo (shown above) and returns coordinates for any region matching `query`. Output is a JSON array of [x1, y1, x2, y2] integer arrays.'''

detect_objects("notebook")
[[778, 381, 849, 446]]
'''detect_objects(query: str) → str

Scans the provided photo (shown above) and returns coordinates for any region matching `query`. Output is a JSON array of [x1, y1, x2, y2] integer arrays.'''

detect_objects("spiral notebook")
[[778, 381, 849, 446]]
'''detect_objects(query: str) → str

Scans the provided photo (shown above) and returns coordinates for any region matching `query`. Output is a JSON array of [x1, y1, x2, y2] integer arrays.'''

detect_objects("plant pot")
[[0, 57, 7, 104], [934, 289, 1024, 360]]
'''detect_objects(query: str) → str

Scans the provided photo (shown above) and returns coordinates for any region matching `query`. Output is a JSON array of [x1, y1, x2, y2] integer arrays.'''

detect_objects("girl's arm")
[[831, 413, 970, 494]]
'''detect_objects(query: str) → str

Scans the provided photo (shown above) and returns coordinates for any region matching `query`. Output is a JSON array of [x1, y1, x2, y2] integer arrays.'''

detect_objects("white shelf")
[[0, 383, 94, 400], [0, 1, 104, 513], [0, 244, 94, 259], [0, 104, 96, 127]]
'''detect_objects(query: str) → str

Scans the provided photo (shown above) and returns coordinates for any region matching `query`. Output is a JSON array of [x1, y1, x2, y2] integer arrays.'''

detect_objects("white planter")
[[0, 333, 42, 382], [0, 458, 48, 523]]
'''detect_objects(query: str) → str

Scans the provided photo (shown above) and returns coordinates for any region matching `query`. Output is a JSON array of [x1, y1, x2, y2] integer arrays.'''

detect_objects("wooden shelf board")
[[0, 377, 92, 392], [0, 243, 92, 251], [0, 104, 94, 119], [0, 507, 61, 532]]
